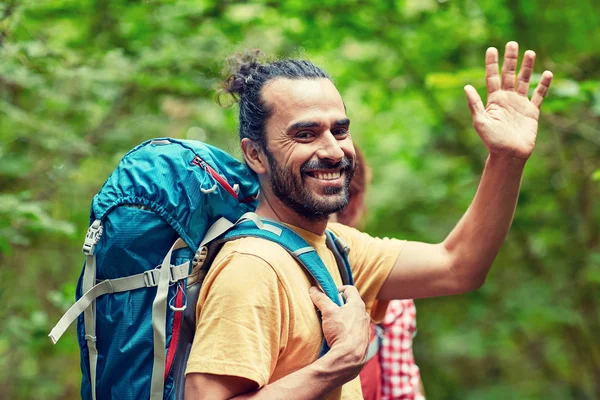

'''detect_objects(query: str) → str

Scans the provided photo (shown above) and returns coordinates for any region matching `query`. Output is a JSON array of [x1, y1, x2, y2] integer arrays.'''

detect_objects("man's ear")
[[241, 138, 267, 175]]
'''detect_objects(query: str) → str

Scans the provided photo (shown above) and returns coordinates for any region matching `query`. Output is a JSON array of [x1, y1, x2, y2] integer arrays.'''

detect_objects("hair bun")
[[221, 49, 265, 102]]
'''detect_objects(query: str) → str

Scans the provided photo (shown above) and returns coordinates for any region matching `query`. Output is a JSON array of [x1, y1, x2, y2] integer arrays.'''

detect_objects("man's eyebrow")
[[287, 118, 350, 132], [288, 120, 322, 131]]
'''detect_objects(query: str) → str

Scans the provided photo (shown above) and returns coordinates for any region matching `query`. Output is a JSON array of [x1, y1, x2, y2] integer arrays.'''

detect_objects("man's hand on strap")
[[309, 285, 370, 381]]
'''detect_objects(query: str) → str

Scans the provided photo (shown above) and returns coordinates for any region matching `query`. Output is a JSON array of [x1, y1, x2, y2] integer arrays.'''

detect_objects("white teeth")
[[314, 171, 341, 180]]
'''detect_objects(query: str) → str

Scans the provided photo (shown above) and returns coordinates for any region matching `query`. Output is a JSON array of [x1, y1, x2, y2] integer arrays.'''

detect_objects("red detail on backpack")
[[238, 194, 258, 203], [192, 156, 255, 203], [164, 289, 184, 381]]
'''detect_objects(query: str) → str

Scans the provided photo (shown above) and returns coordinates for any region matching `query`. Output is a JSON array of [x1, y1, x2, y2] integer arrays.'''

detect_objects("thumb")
[[464, 85, 485, 120], [309, 286, 335, 314]]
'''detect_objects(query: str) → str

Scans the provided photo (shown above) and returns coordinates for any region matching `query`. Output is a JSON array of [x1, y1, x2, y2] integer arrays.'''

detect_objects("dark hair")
[[220, 49, 331, 151]]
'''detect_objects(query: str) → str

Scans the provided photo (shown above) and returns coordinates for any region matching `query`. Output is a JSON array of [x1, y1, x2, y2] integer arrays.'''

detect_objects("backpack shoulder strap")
[[201, 213, 344, 356], [220, 216, 344, 308], [324, 230, 353, 286]]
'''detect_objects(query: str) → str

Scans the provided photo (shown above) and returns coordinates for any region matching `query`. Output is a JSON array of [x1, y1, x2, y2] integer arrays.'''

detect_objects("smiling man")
[[185, 44, 553, 400]]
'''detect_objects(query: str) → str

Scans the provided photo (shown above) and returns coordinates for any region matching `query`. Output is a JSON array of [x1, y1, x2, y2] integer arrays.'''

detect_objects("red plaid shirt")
[[379, 299, 424, 400]]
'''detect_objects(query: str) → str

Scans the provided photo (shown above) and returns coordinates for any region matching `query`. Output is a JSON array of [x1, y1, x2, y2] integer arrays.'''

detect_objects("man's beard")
[[265, 150, 355, 222]]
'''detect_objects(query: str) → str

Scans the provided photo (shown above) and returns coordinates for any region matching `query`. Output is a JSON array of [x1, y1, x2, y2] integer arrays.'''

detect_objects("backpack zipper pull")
[[169, 282, 187, 312]]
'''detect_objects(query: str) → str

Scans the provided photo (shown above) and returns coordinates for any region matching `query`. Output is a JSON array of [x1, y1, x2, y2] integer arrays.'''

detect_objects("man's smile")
[[305, 170, 342, 181]]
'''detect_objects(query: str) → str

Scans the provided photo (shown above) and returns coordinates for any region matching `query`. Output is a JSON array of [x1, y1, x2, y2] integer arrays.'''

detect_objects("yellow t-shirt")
[[185, 222, 405, 399]]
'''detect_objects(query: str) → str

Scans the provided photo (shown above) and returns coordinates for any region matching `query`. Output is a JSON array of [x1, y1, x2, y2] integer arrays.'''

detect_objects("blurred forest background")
[[1, 0, 599, 399]]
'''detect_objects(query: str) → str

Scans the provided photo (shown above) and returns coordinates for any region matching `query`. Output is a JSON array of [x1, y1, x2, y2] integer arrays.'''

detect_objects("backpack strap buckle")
[[169, 263, 190, 283], [84, 334, 97, 343], [143, 269, 159, 287], [82, 220, 103, 256]]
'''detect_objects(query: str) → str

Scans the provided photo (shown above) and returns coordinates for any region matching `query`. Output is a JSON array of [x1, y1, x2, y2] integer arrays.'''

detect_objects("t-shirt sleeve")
[[185, 251, 289, 388], [328, 223, 406, 323]]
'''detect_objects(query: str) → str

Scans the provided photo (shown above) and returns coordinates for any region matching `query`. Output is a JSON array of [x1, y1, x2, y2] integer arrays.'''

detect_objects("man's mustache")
[[300, 157, 354, 174]]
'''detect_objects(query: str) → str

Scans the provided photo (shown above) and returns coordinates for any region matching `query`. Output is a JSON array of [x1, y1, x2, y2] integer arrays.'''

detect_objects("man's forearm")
[[233, 346, 360, 400], [442, 153, 526, 287]]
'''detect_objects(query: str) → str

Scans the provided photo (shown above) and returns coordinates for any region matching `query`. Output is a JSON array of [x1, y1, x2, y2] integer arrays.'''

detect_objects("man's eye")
[[296, 131, 314, 139], [332, 128, 349, 137]]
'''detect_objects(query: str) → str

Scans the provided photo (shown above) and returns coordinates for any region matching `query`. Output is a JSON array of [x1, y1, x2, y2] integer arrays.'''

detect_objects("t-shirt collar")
[[283, 223, 327, 249]]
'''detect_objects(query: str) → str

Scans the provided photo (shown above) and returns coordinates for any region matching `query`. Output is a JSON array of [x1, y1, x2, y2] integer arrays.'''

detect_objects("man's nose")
[[316, 131, 344, 162]]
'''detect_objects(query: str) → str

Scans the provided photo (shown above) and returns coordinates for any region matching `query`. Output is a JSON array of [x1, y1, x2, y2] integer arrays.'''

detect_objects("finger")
[[309, 286, 336, 313], [485, 47, 501, 95], [464, 85, 485, 119], [531, 70, 553, 109], [337, 285, 363, 306], [501, 41, 519, 91], [516, 50, 536, 96]]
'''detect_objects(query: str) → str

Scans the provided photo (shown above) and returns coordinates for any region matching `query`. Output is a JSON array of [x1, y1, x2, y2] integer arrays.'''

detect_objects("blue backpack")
[[48, 138, 353, 400]]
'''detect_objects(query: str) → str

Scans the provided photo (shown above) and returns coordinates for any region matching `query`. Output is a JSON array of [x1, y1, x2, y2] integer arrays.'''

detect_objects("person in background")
[[335, 147, 425, 400]]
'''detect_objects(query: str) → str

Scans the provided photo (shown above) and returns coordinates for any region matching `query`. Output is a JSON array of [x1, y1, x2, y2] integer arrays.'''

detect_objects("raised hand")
[[464, 41, 553, 160]]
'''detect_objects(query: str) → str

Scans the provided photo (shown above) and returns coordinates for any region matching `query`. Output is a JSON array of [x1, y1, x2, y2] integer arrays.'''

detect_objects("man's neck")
[[255, 196, 329, 236]]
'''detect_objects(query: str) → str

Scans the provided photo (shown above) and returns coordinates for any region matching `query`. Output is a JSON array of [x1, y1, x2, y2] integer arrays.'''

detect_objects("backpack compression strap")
[[48, 236, 190, 400]]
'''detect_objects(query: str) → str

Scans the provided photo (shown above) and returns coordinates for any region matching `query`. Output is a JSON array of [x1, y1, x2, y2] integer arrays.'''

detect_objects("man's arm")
[[185, 346, 360, 400], [185, 286, 370, 400], [379, 42, 553, 300]]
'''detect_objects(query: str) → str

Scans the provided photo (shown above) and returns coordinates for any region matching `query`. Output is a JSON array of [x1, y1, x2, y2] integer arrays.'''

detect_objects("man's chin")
[[310, 196, 348, 215], [285, 196, 348, 222]]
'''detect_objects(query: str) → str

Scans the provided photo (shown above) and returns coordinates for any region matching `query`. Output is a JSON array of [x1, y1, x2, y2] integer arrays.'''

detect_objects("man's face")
[[260, 78, 356, 221]]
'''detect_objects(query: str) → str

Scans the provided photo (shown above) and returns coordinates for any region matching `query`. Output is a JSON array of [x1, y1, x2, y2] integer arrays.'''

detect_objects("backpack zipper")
[[192, 155, 257, 204], [192, 156, 239, 199]]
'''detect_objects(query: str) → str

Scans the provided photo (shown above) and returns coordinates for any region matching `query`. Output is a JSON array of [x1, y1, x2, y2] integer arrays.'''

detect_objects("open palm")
[[465, 42, 553, 160]]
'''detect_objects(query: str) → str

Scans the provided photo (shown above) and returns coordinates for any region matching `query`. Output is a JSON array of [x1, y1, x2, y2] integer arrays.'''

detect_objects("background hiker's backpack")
[[48, 138, 353, 400]]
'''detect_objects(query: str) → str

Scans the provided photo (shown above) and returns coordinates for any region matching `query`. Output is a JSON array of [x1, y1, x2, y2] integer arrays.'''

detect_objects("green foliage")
[[1, 0, 598, 399]]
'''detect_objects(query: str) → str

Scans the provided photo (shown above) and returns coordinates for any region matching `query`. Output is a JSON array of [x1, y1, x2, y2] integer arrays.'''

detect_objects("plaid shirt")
[[379, 299, 424, 400]]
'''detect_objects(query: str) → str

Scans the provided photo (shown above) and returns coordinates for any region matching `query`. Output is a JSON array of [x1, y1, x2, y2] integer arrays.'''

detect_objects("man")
[[185, 43, 553, 399]]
